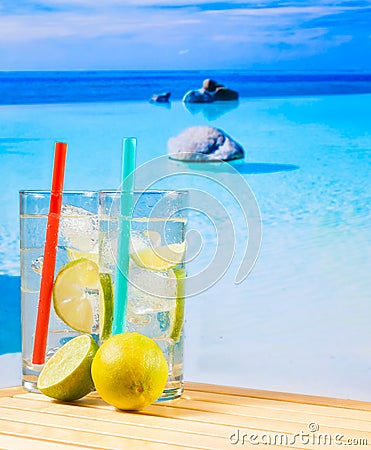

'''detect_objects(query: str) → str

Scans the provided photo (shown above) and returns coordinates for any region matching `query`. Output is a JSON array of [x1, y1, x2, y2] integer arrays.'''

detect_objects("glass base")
[[22, 378, 40, 393], [22, 359, 43, 393], [158, 381, 184, 402], [23, 374, 184, 401]]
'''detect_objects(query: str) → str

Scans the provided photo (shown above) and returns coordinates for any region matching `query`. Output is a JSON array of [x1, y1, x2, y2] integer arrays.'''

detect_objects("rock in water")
[[213, 88, 238, 101], [168, 126, 245, 162], [150, 92, 171, 103], [202, 79, 239, 101], [182, 79, 239, 103], [182, 90, 214, 103]]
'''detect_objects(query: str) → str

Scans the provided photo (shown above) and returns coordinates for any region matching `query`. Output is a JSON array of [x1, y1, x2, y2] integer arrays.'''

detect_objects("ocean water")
[[0, 72, 370, 400], [1, 70, 371, 104]]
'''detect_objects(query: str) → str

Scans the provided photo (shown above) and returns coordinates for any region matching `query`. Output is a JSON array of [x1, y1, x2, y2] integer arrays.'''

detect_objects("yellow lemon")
[[131, 242, 186, 272], [91, 332, 168, 410]]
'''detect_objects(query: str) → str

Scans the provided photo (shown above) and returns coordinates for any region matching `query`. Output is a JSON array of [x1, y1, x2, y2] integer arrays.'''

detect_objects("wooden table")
[[0, 383, 370, 449]]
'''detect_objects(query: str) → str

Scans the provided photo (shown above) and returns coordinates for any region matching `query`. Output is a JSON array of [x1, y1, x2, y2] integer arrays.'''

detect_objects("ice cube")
[[21, 248, 44, 291], [31, 256, 43, 274], [144, 230, 162, 247], [130, 230, 149, 254], [157, 311, 171, 332], [126, 264, 178, 339], [130, 230, 162, 254], [129, 264, 177, 304], [99, 231, 117, 272], [60, 204, 98, 252], [100, 230, 150, 271], [126, 313, 174, 339], [127, 314, 152, 326], [102, 230, 161, 272]]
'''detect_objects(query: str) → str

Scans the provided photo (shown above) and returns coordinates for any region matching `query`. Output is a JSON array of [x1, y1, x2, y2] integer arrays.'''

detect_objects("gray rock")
[[168, 126, 245, 162], [202, 79, 239, 101], [182, 89, 214, 103], [150, 92, 171, 103], [213, 88, 238, 101]]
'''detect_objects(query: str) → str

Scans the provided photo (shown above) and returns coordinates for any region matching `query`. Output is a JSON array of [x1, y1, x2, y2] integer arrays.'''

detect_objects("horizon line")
[[1, 68, 371, 74]]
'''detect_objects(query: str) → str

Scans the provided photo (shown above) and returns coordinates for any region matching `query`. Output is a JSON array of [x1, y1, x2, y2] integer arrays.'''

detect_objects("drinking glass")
[[20, 191, 99, 392], [99, 190, 188, 400]]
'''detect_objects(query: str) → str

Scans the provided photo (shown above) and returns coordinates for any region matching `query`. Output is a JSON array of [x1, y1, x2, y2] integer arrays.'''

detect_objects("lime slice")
[[171, 268, 186, 342], [53, 258, 100, 333], [99, 273, 114, 341], [131, 242, 186, 272], [66, 248, 99, 264], [37, 335, 98, 401], [53, 258, 114, 337]]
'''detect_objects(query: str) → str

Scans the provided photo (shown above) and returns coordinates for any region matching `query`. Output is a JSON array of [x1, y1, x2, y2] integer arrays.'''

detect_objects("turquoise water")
[[1, 95, 370, 399]]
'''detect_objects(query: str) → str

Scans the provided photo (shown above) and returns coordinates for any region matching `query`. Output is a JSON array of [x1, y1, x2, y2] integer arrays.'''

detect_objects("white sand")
[[0, 353, 22, 388]]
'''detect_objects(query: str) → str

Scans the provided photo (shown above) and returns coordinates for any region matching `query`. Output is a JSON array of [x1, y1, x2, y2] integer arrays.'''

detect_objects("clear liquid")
[[20, 211, 99, 392], [100, 216, 186, 400], [21, 209, 186, 400]]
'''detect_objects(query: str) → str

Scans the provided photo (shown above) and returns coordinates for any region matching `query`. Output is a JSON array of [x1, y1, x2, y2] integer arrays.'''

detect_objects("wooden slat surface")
[[0, 383, 370, 449]]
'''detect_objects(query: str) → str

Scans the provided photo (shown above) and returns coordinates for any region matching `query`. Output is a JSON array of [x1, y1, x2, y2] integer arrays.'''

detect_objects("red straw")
[[32, 142, 68, 364]]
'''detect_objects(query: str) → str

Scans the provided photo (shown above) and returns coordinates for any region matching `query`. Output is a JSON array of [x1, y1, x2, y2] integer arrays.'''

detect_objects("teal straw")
[[113, 137, 137, 335]]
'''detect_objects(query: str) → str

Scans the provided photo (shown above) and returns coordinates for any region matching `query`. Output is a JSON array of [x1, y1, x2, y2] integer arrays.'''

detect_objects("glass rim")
[[19, 190, 98, 195], [99, 189, 188, 196], [20, 189, 188, 196]]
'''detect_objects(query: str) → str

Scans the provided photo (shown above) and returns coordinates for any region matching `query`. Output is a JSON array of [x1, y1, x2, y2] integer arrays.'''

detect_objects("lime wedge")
[[66, 248, 99, 264], [131, 242, 186, 272], [171, 268, 186, 342], [53, 258, 100, 333], [99, 273, 114, 341], [37, 335, 98, 401]]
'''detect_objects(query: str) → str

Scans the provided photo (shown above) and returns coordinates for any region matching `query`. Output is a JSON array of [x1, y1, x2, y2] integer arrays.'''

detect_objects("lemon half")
[[131, 242, 186, 272]]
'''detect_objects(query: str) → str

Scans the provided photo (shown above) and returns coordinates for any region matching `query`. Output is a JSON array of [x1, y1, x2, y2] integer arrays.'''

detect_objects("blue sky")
[[0, 0, 370, 70]]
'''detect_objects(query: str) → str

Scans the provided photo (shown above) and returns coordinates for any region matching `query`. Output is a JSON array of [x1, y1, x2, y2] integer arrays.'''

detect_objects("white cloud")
[[200, 4, 359, 49], [224, 5, 361, 16], [91, 0, 267, 4], [0, 0, 368, 69], [0, 10, 200, 42], [210, 27, 353, 60]]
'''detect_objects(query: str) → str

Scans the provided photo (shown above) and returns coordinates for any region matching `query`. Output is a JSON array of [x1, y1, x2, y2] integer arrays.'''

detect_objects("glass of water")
[[20, 191, 99, 392], [99, 190, 188, 400]]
